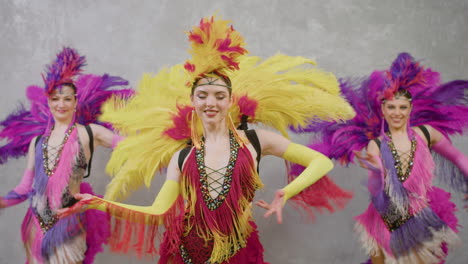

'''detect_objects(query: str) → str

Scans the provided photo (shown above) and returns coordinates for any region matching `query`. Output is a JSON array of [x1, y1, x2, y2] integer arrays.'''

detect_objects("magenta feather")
[[43, 47, 86, 94], [75, 74, 132, 126], [293, 52, 468, 169], [0, 75, 130, 165]]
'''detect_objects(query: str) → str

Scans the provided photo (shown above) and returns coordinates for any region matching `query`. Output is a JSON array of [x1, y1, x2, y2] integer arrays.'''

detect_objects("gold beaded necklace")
[[385, 131, 417, 182]]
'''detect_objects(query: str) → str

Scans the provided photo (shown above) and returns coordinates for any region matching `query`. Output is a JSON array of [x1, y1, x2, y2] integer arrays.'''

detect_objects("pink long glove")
[[432, 136, 468, 178]]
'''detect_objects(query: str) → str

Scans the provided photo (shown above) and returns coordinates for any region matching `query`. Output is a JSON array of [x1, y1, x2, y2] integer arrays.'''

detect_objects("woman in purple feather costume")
[[294, 52, 468, 264], [0, 47, 132, 264]]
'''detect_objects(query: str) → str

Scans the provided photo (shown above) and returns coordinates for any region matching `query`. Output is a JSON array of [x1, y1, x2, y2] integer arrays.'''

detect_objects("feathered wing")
[[101, 65, 192, 201], [228, 55, 356, 218], [75, 74, 132, 126], [0, 86, 49, 164], [230, 54, 355, 136]]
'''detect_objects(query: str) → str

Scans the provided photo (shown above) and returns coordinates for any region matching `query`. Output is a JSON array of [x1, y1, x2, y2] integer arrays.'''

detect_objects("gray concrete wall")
[[1, 0, 467, 263]]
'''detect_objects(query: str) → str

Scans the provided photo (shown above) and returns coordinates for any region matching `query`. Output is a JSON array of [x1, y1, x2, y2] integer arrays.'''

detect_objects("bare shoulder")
[[166, 148, 185, 181], [412, 125, 442, 145], [254, 129, 290, 157], [367, 138, 380, 156]]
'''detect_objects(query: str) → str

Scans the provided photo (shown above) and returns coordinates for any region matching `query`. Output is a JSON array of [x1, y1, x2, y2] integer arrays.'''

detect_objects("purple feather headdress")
[[292, 52, 468, 166], [0, 47, 132, 165], [42, 47, 86, 94]]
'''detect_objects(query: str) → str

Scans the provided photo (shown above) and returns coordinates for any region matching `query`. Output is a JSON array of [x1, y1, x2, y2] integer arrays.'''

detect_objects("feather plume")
[[294, 52, 468, 170], [43, 47, 86, 94], [184, 15, 247, 85]]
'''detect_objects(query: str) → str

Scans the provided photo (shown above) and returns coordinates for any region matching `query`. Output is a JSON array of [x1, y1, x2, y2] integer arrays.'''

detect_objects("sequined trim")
[[179, 242, 242, 264], [42, 124, 76, 177], [386, 132, 417, 182], [380, 208, 413, 231], [196, 131, 239, 210], [34, 210, 59, 233]]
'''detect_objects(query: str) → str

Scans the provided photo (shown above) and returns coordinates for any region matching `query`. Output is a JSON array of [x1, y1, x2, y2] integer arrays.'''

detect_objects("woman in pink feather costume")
[[0, 47, 132, 264]]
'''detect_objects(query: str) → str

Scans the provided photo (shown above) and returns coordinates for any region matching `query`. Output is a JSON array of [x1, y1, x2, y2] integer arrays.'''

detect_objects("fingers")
[[56, 208, 73, 219], [74, 193, 91, 201], [262, 206, 283, 224], [275, 206, 283, 224], [255, 200, 271, 210]]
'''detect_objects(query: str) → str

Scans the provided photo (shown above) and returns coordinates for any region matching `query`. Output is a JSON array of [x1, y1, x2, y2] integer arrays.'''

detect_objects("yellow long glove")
[[281, 143, 334, 202], [58, 180, 181, 225], [90, 180, 180, 215]]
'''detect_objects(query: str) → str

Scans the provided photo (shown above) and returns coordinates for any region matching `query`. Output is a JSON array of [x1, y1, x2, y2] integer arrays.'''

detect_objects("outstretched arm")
[[1, 138, 36, 208], [254, 130, 333, 223], [354, 139, 381, 171], [58, 150, 182, 223], [89, 123, 124, 149], [427, 125, 468, 177]]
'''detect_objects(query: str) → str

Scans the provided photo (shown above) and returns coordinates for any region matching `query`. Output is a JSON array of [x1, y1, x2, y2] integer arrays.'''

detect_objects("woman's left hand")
[[56, 193, 93, 218], [255, 189, 285, 224]]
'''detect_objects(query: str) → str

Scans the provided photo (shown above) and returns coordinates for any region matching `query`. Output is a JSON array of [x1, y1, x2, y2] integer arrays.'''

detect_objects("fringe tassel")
[[190, 110, 202, 149], [84, 196, 185, 258], [181, 146, 263, 263], [228, 113, 246, 147]]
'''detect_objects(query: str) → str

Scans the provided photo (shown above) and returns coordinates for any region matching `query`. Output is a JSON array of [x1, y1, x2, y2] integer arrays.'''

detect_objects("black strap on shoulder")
[[245, 129, 261, 170], [84, 125, 94, 178], [373, 138, 381, 149], [177, 129, 262, 172], [178, 146, 192, 172], [34, 135, 42, 147], [417, 125, 431, 147]]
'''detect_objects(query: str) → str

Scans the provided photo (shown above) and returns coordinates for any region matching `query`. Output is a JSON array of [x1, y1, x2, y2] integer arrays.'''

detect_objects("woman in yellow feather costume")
[[59, 15, 355, 263]]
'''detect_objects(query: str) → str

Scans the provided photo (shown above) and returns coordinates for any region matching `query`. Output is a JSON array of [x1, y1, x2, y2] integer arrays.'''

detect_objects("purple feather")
[[43, 47, 86, 94], [41, 213, 85, 259], [75, 74, 133, 126], [0, 73, 131, 165], [292, 53, 468, 171], [390, 208, 445, 256]]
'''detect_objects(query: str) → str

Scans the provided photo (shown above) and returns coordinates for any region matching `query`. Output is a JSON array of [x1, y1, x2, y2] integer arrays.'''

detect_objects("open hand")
[[353, 150, 379, 171], [255, 189, 285, 224], [56, 193, 93, 218]]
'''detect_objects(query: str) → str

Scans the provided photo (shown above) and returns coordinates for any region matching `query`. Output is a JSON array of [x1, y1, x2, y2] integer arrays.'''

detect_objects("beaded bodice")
[[386, 132, 417, 182], [196, 131, 240, 210], [33, 127, 87, 228]]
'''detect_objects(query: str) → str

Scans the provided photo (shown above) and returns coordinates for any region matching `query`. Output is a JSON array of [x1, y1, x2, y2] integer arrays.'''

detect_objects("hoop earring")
[[227, 113, 245, 147], [191, 110, 202, 149]]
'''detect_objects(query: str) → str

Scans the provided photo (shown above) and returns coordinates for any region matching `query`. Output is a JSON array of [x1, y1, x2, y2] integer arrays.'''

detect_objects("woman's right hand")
[[353, 150, 379, 171], [0, 198, 6, 209], [56, 193, 93, 218]]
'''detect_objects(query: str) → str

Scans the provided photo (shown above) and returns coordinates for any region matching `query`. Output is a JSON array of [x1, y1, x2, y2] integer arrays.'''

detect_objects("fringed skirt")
[[159, 221, 268, 264], [21, 208, 86, 264], [355, 187, 460, 264], [20, 183, 110, 264]]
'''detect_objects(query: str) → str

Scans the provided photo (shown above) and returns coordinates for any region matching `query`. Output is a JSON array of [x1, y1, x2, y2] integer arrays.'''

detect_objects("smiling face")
[[47, 84, 77, 123], [191, 77, 232, 127], [381, 96, 412, 130]]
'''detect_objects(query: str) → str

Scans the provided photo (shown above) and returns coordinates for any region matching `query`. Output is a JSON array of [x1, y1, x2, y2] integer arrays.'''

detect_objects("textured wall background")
[[1, 0, 467, 263]]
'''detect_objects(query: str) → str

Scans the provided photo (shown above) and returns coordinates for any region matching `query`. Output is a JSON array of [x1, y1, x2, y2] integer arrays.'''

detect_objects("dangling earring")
[[227, 113, 245, 147], [191, 110, 202, 149]]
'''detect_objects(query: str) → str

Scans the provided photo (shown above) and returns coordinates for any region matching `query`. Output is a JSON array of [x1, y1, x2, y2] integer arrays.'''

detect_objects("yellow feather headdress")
[[183, 15, 247, 86]]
